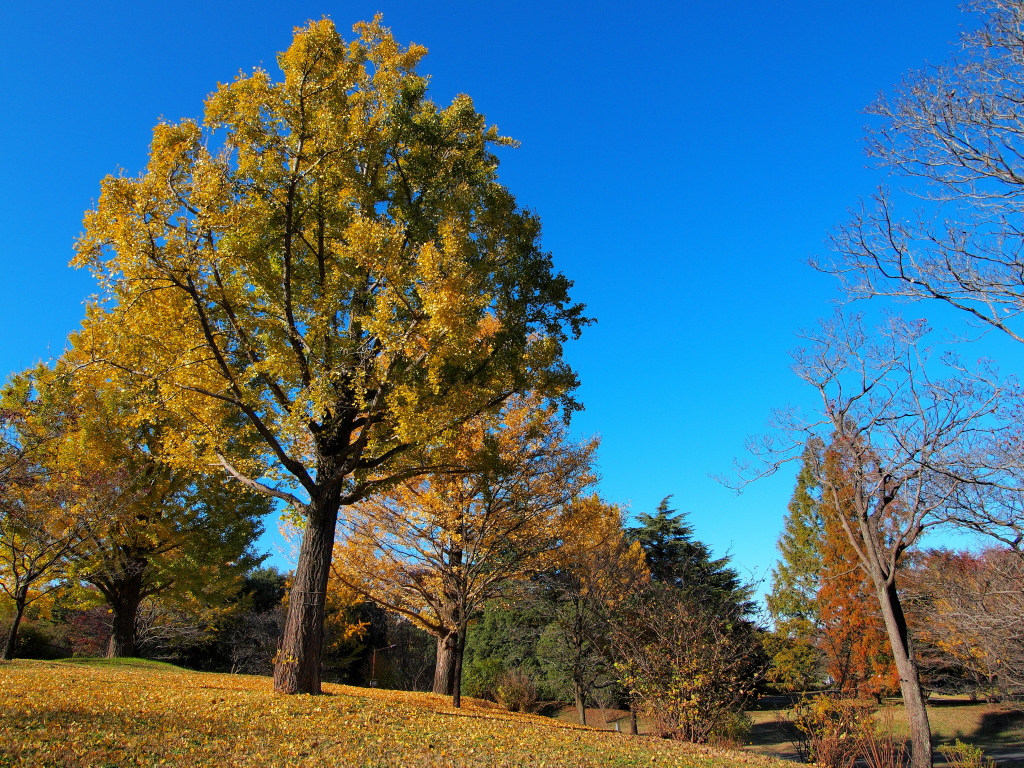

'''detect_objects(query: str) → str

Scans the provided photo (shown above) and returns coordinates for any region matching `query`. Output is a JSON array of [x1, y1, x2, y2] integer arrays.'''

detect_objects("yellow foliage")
[[0, 660, 788, 767]]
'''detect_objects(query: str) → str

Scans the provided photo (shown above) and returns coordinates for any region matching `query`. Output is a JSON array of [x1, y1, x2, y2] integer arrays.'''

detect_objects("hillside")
[[0, 659, 785, 767]]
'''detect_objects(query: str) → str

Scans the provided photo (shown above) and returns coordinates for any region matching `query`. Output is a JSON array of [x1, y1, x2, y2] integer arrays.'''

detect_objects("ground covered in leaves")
[[0, 659, 787, 767]]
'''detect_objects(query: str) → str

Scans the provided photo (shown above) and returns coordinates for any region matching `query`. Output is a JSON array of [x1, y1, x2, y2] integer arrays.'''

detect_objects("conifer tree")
[[765, 438, 825, 690], [818, 442, 899, 700], [628, 497, 752, 615]]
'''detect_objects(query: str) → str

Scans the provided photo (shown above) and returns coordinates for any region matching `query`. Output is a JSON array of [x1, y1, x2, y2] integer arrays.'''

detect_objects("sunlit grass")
[[0, 659, 789, 767]]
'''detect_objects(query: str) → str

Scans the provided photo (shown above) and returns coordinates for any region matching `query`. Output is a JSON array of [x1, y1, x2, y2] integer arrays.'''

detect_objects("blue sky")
[[0, 1, 986, 593]]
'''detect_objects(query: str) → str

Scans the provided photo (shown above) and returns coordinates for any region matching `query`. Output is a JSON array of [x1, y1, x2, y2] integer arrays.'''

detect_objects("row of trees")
[[767, 439, 1023, 704]]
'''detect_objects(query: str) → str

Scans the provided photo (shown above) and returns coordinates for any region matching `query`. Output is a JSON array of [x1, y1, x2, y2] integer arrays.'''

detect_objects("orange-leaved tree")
[[331, 397, 596, 706], [817, 441, 899, 700], [72, 18, 585, 694]]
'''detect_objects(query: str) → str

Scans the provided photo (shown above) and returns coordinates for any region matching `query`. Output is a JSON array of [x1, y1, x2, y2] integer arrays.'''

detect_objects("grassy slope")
[[0, 659, 787, 768]]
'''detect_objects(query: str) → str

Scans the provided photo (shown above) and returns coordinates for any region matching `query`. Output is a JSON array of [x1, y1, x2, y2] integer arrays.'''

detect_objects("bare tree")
[[760, 312, 1013, 768], [827, 1, 1024, 343]]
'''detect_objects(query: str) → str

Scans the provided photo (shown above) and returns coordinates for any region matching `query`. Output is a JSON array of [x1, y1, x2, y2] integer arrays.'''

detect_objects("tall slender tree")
[[818, 443, 899, 699], [766, 439, 826, 691]]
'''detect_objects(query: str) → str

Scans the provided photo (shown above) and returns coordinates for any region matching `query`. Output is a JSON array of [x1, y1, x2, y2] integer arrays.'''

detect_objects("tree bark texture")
[[575, 685, 587, 726], [874, 577, 933, 768], [105, 570, 145, 658], [451, 631, 465, 708], [273, 498, 339, 694], [433, 630, 457, 696], [1, 592, 27, 660]]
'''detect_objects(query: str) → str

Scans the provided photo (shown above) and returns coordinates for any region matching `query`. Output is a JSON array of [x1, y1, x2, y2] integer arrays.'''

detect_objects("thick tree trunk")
[[629, 703, 638, 735], [433, 630, 457, 696], [575, 684, 587, 726], [451, 630, 465, 708], [273, 497, 339, 694], [1, 593, 27, 660], [106, 571, 145, 658], [874, 576, 932, 768]]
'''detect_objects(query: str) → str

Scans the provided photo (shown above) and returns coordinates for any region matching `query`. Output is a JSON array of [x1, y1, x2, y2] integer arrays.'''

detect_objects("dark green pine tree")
[[627, 497, 753, 616], [764, 437, 826, 690]]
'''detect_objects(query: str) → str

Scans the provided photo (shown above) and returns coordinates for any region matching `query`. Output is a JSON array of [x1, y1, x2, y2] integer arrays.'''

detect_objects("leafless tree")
[[826, 1, 1024, 346], [754, 312, 1014, 768]]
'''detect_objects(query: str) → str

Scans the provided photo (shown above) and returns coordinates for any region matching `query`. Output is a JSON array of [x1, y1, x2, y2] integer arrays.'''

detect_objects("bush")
[[939, 740, 994, 768], [495, 669, 539, 713], [613, 587, 765, 743], [788, 695, 906, 768], [789, 695, 874, 768]]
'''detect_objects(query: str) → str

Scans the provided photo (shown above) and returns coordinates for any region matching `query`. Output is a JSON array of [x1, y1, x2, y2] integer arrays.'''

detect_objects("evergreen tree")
[[627, 497, 753, 615], [765, 439, 826, 690]]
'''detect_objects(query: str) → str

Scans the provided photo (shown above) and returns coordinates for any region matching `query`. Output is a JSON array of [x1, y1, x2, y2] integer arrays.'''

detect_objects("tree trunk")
[[874, 576, 932, 768], [273, 497, 339, 694], [106, 570, 145, 658], [575, 684, 587, 726], [629, 701, 638, 735], [451, 630, 465, 708], [433, 630, 457, 696], [1, 592, 27, 660]]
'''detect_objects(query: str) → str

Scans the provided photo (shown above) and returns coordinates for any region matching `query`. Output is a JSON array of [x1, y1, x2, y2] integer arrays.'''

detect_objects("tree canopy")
[[72, 17, 586, 694]]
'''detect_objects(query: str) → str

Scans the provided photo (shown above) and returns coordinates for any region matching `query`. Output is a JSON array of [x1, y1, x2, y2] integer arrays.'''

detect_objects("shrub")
[[494, 668, 539, 713], [788, 695, 875, 768], [939, 740, 994, 768]]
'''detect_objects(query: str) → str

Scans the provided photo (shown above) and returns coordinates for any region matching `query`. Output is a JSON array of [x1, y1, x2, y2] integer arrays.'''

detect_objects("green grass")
[[0, 659, 789, 768]]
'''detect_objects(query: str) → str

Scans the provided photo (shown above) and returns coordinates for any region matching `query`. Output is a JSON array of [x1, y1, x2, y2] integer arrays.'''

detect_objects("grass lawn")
[[743, 694, 1024, 766], [0, 659, 789, 768]]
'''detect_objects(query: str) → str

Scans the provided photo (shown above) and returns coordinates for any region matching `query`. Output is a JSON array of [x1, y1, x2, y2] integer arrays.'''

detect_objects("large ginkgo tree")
[[73, 18, 586, 694]]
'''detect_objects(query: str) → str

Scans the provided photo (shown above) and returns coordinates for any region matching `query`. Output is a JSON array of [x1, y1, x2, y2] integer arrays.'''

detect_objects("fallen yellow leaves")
[[0, 659, 788, 767]]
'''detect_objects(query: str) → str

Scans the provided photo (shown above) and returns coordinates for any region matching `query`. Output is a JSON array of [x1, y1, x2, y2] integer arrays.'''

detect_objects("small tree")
[[332, 397, 596, 706], [0, 368, 86, 659], [534, 497, 648, 725], [613, 585, 764, 743]]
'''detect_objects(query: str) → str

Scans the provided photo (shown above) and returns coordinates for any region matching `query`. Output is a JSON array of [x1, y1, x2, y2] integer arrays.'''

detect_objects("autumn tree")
[[72, 19, 585, 694], [613, 585, 765, 743], [765, 439, 826, 691], [817, 443, 899, 700], [64, 382, 268, 658], [534, 497, 648, 725], [332, 398, 596, 706], [0, 367, 90, 660], [777, 312, 1014, 768], [906, 548, 1024, 699]]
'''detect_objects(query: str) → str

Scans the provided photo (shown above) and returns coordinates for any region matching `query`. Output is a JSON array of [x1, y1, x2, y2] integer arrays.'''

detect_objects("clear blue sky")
[[0, 1, 981, 594]]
